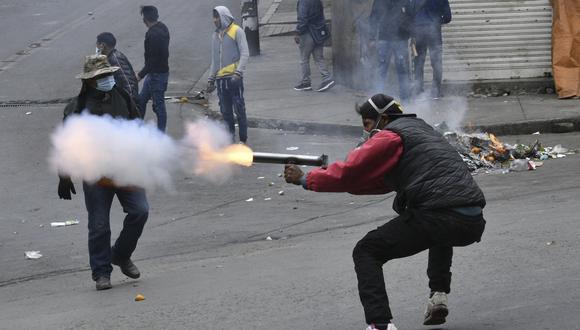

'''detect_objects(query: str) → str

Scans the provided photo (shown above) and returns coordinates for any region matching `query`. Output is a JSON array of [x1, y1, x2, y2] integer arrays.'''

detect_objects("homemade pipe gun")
[[252, 152, 328, 168]]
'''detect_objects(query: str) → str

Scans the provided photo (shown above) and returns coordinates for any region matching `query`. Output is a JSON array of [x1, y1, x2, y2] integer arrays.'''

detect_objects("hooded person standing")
[[283, 93, 486, 330], [138, 5, 170, 132], [58, 55, 149, 291], [206, 6, 250, 144]]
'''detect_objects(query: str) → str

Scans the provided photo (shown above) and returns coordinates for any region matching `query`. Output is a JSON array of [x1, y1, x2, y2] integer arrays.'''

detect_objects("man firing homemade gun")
[[282, 93, 487, 330]]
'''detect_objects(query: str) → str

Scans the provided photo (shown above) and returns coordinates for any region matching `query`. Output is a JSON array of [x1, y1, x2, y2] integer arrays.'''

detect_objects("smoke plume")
[[49, 113, 241, 190]]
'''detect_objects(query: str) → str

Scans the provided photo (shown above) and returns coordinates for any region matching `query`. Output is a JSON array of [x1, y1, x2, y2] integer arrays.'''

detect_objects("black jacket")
[[413, 0, 452, 26], [384, 117, 486, 213], [64, 85, 141, 120], [138, 21, 170, 78], [369, 0, 414, 41], [107, 49, 139, 98]]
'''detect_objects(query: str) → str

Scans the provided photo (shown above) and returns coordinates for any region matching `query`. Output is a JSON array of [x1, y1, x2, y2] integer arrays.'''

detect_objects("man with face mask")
[[284, 93, 486, 330], [206, 6, 250, 144], [58, 55, 148, 291]]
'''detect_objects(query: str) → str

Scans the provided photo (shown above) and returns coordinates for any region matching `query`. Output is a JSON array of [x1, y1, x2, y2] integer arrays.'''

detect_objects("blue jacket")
[[296, 0, 325, 35], [413, 0, 452, 26]]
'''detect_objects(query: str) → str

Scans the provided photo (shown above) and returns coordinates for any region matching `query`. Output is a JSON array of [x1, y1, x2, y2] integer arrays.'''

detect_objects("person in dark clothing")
[[58, 55, 149, 291], [293, 0, 335, 92], [412, 0, 452, 98], [138, 5, 170, 132], [96, 32, 140, 109], [284, 93, 486, 330], [369, 0, 413, 101]]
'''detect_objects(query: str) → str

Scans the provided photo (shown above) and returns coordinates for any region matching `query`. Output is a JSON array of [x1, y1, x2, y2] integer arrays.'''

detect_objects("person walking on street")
[[96, 32, 140, 110], [369, 0, 413, 102], [138, 5, 170, 132], [284, 93, 486, 330], [206, 6, 250, 144], [58, 55, 149, 291], [412, 0, 452, 99], [294, 0, 335, 92]]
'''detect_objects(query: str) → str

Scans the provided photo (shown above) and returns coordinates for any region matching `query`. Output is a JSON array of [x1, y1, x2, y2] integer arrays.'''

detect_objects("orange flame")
[[489, 133, 507, 154], [198, 143, 253, 167]]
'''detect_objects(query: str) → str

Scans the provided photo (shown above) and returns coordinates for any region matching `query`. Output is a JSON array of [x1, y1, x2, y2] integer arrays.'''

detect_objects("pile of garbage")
[[437, 126, 575, 174]]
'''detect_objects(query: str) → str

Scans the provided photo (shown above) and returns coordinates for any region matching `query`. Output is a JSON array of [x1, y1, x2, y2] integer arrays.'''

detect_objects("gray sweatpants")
[[299, 32, 331, 84]]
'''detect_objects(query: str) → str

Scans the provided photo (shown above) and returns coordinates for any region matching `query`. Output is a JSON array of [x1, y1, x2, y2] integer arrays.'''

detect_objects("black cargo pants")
[[352, 208, 485, 324]]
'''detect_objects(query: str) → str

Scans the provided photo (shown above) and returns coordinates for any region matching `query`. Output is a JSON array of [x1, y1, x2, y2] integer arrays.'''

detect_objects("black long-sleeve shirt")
[[138, 21, 170, 78]]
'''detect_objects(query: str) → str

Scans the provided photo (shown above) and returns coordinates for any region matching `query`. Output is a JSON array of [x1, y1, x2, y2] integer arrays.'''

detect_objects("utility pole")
[[241, 0, 260, 56]]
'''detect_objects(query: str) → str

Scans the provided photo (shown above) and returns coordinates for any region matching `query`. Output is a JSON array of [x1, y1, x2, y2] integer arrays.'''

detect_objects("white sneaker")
[[366, 323, 397, 330], [423, 291, 449, 325]]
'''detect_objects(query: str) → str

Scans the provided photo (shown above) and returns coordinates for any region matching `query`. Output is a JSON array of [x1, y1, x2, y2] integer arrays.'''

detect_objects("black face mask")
[[213, 17, 221, 29]]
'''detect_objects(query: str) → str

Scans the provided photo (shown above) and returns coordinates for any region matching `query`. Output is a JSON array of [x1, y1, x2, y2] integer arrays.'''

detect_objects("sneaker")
[[424, 291, 449, 325], [95, 276, 112, 291], [294, 82, 312, 91], [316, 79, 335, 92], [366, 323, 397, 330], [111, 256, 140, 279]]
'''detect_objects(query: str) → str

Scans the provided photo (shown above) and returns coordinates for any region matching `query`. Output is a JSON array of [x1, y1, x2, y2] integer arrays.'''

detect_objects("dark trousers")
[[139, 72, 169, 132], [352, 209, 485, 324], [413, 24, 443, 96], [377, 39, 411, 101], [83, 183, 149, 280], [217, 76, 248, 143]]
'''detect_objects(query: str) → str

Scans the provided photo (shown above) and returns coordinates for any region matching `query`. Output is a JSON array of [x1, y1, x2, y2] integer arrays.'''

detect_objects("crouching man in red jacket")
[[284, 94, 486, 330]]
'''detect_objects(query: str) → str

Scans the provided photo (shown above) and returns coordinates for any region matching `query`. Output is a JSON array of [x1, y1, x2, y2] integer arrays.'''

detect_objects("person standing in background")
[[412, 0, 452, 99], [138, 5, 170, 132], [96, 32, 140, 110]]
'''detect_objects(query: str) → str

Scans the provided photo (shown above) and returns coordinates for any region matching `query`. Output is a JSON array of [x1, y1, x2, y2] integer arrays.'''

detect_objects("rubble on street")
[[437, 124, 576, 174]]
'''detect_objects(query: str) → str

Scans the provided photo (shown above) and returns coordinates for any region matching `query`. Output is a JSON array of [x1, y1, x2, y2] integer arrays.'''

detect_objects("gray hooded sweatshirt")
[[208, 6, 249, 81]]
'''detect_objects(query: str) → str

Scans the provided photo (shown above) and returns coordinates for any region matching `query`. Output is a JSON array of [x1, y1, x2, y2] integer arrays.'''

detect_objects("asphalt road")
[[0, 0, 241, 101], [2, 1, 580, 329], [1, 100, 579, 329]]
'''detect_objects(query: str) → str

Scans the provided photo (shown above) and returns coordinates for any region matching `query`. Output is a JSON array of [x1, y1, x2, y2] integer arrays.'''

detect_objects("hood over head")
[[213, 6, 235, 31]]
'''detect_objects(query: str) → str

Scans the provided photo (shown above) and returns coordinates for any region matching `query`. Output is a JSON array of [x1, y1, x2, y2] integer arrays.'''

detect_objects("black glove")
[[206, 80, 216, 94], [58, 177, 76, 200]]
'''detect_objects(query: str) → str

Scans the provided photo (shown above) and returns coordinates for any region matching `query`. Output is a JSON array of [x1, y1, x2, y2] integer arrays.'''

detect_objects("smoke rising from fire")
[[49, 113, 245, 190]]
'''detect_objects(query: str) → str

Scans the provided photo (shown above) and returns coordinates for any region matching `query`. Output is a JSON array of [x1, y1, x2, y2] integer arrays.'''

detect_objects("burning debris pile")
[[438, 127, 575, 173]]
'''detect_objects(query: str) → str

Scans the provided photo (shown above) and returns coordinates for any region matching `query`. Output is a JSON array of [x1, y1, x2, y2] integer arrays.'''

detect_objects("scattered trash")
[[245, 198, 254, 202], [277, 173, 283, 177], [25, 112, 32, 115], [532, 131, 541, 135], [264, 197, 272, 201], [437, 125, 576, 174], [134, 294, 145, 302], [286, 147, 299, 151], [25, 251, 42, 259], [278, 190, 285, 196], [39, 224, 44, 228], [546, 241, 555, 246], [268, 182, 275, 186], [88, 12, 93, 15], [51, 219, 80, 227], [266, 236, 273, 241], [509, 159, 535, 172], [257, 176, 265, 180]]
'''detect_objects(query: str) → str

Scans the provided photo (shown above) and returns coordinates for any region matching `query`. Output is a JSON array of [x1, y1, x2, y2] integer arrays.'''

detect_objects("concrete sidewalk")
[[190, 0, 580, 137]]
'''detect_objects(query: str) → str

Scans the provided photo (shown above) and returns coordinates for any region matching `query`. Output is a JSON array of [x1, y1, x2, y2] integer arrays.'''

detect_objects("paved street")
[[1, 0, 580, 329]]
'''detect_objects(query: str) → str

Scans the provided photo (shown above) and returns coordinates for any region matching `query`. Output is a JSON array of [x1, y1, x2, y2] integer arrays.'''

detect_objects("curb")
[[190, 102, 580, 137]]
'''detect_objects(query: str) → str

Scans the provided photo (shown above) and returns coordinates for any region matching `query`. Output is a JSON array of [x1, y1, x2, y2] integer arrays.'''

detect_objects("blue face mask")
[[96, 75, 115, 92]]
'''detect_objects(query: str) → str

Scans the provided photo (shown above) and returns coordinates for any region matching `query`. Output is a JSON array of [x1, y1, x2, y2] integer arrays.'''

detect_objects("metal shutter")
[[430, 0, 553, 81]]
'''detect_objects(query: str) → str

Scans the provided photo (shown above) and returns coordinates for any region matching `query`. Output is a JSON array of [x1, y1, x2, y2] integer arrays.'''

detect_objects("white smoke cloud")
[[49, 113, 242, 190], [49, 113, 179, 190], [179, 119, 242, 185]]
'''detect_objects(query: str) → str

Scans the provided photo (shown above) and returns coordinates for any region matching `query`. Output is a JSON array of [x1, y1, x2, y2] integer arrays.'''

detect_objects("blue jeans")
[[83, 183, 149, 280], [139, 72, 168, 132], [377, 40, 410, 101], [217, 76, 248, 143]]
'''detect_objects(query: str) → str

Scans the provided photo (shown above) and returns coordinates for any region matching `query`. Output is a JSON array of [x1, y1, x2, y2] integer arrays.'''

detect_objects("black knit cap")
[[356, 94, 403, 120]]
